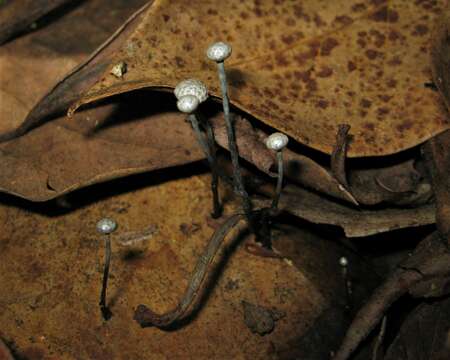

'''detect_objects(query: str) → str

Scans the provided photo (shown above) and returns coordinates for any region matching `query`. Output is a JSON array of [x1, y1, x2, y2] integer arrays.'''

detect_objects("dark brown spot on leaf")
[[412, 24, 428, 36], [396, 120, 413, 132], [316, 99, 329, 109], [361, 99, 372, 108], [347, 61, 357, 72], [365, 49, 381, 60], [286, 17, 296, 26], [317, 66, 333, 78], [370, 6, 399, 23], [175, 56, 186, 68], [352, 3, 367, 12], [334, 15, 353, 26], [281, 34, 295, 45], [321, 38, 339, 56], [377, 107, 390, 117], [275, 54, 289, 66], [363, 122, 375, 130]]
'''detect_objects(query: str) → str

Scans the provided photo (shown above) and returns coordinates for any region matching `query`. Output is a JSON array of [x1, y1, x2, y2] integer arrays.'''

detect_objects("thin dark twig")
[[134, 214, 244, 328], [334, 269, 422, 360], [372, 316, 387, 360], [331, 124, 359, 206], [99, 235, 112, 320]]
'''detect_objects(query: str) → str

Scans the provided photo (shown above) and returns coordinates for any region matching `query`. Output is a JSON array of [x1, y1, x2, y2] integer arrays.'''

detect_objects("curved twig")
[[134, 213, 245, 328], [333, 269, 422, 360]]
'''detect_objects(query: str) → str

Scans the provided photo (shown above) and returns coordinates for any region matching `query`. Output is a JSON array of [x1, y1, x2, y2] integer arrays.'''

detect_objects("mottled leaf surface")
[[72, 0, 448, 157]]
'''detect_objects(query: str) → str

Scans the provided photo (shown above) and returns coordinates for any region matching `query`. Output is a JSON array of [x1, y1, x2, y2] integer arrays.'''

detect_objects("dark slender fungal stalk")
[[272, 151, 284, 209], [99, 235, 112, 320], [96, 218, 117, 321]]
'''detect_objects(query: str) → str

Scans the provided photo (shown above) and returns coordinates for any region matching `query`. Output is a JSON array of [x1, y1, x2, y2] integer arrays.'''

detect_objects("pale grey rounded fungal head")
[[174, 79, 208, 103], [339, 256, 348, 267], [265, 132, 289, 151], [206, 42, 232, 62], [96, 218, 117, 235], [177, 95, 199, 114]]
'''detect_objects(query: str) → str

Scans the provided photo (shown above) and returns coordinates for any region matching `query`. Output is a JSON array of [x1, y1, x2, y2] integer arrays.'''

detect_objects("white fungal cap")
[[97, 218, 117, 234], [177, 95, 199, 114], [265, 132, 289, 151], [174, 79, 208, 103], [206, 42, 232, 62], [339, 256, 348, 267]]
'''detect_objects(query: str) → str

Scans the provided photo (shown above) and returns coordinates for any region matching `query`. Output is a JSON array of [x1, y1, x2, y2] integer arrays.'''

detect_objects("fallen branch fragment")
[[334, 232, 450, 360], [279, 185, 435, 238], [331, 124, 351, 190], [134, 214, 244, 328]]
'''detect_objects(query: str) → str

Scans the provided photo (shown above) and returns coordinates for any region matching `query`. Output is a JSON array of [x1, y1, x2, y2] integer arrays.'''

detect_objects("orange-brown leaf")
[[72, 0, 449, 157]]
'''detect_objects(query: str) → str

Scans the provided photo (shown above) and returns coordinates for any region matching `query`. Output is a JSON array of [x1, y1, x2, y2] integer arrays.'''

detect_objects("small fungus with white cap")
[[175, 80, 222, 218], [266, 132, 289, 210], [174, 79, 208, 103], [206, 42, 253, 222], [339, 256, 352, 309], [97, 217, 117, 320]]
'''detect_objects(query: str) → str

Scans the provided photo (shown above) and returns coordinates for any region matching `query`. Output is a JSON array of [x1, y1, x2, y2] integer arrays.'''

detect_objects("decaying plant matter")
[[3, 1, 450, 359]]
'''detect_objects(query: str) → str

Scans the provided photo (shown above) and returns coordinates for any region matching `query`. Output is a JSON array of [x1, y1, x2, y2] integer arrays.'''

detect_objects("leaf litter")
[[70, 0, 449, 157], [2, 0, 450, 359]]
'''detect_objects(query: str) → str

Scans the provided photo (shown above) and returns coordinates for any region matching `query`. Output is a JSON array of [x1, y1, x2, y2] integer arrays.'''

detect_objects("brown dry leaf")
[[0, 94, 203, 201], [0, 172, 358, 359], [349, 158, 433, 206], [385, 297, 450, 360], [70, 0, 449, 157], [431, 4, 450, 111], [0, 0, 148, 137], [0, 0, 76, 45], [279, 185, 435, 237]]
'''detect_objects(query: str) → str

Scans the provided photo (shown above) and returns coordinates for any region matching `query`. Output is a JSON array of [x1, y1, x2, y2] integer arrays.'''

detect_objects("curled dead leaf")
[[279, 185, 435, 237], [0, 95, 204, 201], [71, 0, 449, 157], [0, 0, 149, 139]]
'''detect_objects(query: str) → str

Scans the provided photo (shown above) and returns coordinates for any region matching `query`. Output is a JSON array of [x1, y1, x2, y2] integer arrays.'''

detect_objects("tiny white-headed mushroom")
[[97, 218, 117, 235], [266, 132, 289, 210], [174, 82, 222, 218], [339, 256, 349, 267], [338, 256, 352, 309], [174, 78, 208, 103], [177, 94, 200, 114], [206, 42, 253, 220], [206, 41, 232, 63], [97, 217, 117, 320]]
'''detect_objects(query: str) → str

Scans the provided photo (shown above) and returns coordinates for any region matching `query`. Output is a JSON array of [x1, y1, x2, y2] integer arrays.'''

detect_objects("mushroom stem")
[[204, 118, 222, 218], [188, 113, 222, 218], [99, 234, 112, 320], [216, 61, 253, 220], [271, 150, 284, 210], [339, 257, 352, 310]]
